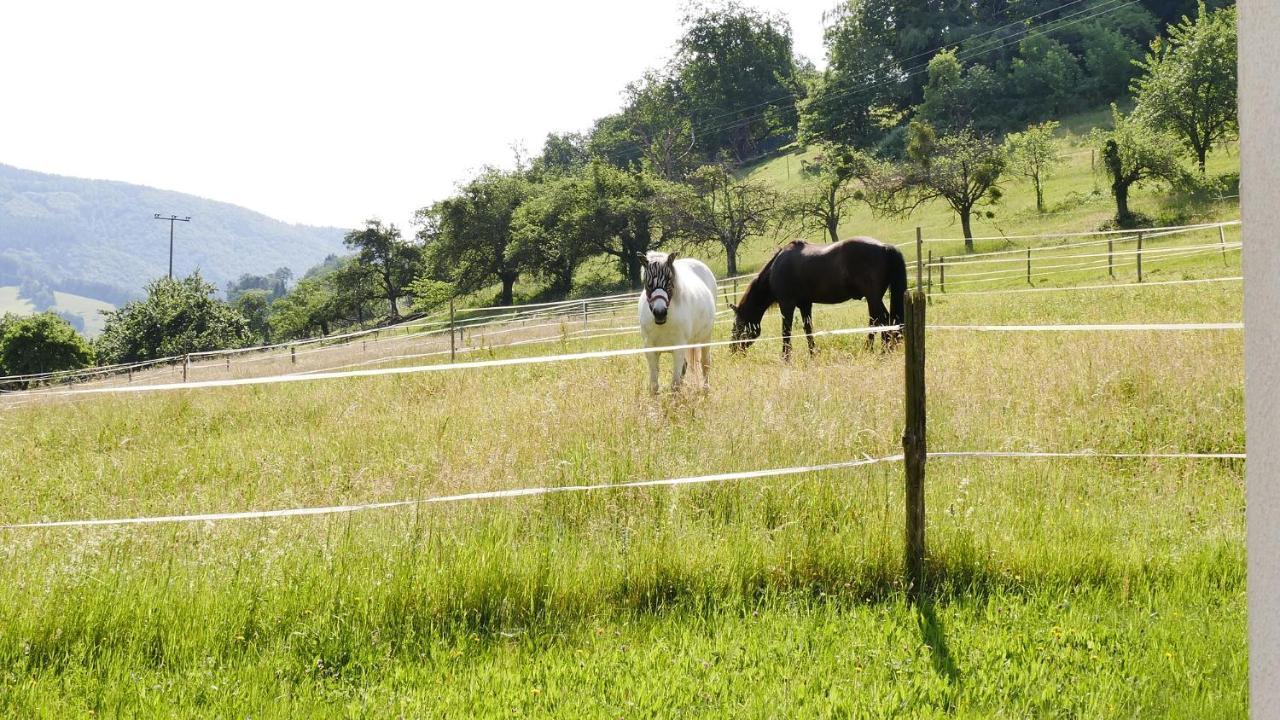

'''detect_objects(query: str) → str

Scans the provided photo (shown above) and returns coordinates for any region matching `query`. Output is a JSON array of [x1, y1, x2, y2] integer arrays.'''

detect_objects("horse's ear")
[[666, 251, 678, 265], [729, 302, 738, 313]]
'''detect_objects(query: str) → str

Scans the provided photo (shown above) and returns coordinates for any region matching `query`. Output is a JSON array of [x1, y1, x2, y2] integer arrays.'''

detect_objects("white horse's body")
[[638, 254, 717, 394]]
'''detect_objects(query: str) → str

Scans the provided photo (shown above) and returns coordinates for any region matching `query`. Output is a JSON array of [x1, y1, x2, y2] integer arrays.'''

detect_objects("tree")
[[268, 276, 338, 340], [675, 1, 800, 160], [510, 174, 597, 295], [0, 312, 94, 379], [419, 168, 531, 305], [1093, 105, 1188, 225], [95, 273, 250, 364], [231, 289, 273, 344], [663, 162, 780, 275], [1009, 36, 1082, 121], [1079, 23, 1144, 102], [1003, 121, 1064, 213], [226, 267, 292, 302], [917, 50, 1006, 135], [870, 122, 1006, 252], [343, 219, 421, 320], [786, 143, 868, 243], [1132, 2, 1238, 172]]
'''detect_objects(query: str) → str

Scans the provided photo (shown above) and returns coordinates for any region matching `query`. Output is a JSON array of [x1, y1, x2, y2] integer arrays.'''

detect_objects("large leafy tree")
[[1132, 2, 1238, 172], [419, 168, 531, 306], [662, 162, 780, 276], [0, 312, 94, 379], [343, 219, 421, 320], [1009, 36, 1082, 121], [96, 273, 250, 364], [1003, 121, 1064, 213], [225, 267, 292, 303], [509, 174, 598, 295], [1093, 105, 1188, 225], [268, 276, 339, 340], [916, 49, 1006, 135], [676, 1, 800, 160], [231, 289, 274, 344]]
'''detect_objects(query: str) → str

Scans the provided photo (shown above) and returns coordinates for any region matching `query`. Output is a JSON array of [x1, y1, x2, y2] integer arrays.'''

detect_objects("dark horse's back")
[[768, 237, 907, 324]]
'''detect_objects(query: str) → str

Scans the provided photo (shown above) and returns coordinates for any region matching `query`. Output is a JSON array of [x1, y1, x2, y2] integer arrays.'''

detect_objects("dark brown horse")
[[730, 237, 907, 358]]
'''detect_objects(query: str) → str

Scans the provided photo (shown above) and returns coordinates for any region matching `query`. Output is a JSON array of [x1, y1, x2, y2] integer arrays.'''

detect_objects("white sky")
[[0, 0, 835, 234]]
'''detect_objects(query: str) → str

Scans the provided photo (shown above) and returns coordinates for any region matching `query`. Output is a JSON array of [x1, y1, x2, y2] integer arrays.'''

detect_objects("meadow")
[[0, 129, 1247, 716]]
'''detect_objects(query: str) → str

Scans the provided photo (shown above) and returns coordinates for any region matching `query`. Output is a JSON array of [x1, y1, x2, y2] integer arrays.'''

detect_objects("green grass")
[[0, 271, 1245, 716], [0, 104, 1247, 716]]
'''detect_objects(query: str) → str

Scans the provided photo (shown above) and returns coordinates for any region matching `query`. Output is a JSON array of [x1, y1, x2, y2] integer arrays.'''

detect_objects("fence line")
[[942, 275, 1243, 297], [0, 450, 1243, 531], [922, 219, 1239, 244]]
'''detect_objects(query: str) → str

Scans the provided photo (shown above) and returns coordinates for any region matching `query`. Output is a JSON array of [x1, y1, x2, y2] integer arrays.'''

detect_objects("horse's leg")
[[699, 345, 711, 389], [799, 302, 816, 356], [867, 296, 890, 352], [646, 351, 660, 395], [670, 349, 687, 391], [779, 303, 796, 362]]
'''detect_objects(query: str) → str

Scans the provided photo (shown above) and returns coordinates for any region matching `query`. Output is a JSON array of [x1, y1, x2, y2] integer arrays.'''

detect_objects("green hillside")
[[0, 164, 347, 308]]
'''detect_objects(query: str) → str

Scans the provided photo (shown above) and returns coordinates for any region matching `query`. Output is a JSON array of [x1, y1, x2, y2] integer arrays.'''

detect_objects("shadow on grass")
[[916, 598, 961, 685]]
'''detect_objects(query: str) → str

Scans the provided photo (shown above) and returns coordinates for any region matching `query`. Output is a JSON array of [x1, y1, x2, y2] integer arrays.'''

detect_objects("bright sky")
[[0, 0, 835, 234]]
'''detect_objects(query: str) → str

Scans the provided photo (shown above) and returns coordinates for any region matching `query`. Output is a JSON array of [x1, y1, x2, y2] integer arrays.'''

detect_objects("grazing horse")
[[637, 251, 717, 394], [730, 237, 907, 359]]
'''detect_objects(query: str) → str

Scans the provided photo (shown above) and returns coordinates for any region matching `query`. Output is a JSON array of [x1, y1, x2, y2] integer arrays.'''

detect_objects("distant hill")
[[0, 163, 348, 310]]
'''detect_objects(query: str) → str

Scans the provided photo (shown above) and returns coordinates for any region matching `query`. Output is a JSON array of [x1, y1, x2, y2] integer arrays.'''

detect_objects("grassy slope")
[[0, 111, 1246, 716]]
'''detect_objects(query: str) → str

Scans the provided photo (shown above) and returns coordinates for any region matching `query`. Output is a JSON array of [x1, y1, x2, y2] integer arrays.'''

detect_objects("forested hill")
[[0, 164, 345, 306]]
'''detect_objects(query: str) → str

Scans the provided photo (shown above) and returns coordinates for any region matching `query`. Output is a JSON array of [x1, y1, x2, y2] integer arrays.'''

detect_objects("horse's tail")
[[887, 245, 908, 326]]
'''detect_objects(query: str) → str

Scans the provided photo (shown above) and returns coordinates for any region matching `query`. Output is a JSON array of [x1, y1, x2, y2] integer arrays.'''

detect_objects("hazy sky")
[[0, 1, 836, 234]]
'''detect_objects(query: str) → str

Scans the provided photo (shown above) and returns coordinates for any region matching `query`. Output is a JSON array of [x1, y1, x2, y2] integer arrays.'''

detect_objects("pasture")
[[0, 244, 1244, 717]]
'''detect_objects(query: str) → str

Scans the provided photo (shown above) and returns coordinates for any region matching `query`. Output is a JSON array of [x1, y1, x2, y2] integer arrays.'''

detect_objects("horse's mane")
[[736, 245, 785, 322]]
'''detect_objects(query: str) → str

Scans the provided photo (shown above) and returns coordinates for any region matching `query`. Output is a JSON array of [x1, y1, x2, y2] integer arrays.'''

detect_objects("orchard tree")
[[1004, 121, 1064, 213], [0, 312, 94, 379], [419, 168, 531, 306], [871, 122, 1005, 252], [786, 143, 869, 243], [663, 162, 780, 276], [509, 174, 597, 295], [96, 273, 250, 364], [343, 219, 421, 320], [231, 289, 273, 344], [1132, 2, 1238, 172], [1093, 106, 1187, 225]]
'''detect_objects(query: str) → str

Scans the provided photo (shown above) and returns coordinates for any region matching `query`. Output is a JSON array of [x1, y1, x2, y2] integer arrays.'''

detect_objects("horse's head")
[[729, 302, 760, 353], [642, 252, 677, 325]]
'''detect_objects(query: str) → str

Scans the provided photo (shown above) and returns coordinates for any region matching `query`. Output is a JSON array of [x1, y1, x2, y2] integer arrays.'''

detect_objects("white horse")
[[637, 251, 717, 394]]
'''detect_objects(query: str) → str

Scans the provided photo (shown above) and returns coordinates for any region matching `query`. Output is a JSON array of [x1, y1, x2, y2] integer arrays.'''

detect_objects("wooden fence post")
[[1219, 224, 1229, 266], [226, 356, 230, 372], [1137, 232, 1144, 283], [182, 354, 189, 383], [582, 300, 588, 329], [902, 290, 927, 598], [449, 300, 457, 363], [915, 227, 923, 291], [939, 257, 946, 293], [291, 347, 296, 365], [127, 367, 133, 383], [1026, 247, 1032, 286], [927, 250, 933, 303], [1108, 239, 1115, 278]]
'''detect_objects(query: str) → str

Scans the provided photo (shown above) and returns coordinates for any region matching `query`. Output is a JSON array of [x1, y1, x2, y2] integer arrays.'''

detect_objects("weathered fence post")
[[362, 340, 367, 354], [1219, 224, 1229, 266], [182, 354, 189, 383], [939, 257, 946, 293], [291, 347, 296, 365], [915, 227, 923, 291], [927, 250, 933, 303], [127, 367, 133, 383], [1137, 232, 1145, 283], [1026, 247, 1032, 286], [582, 300, 588, 329], [902, 290, 927, 598], [449, 299, 457, 363], [1108, 239, 1115, 278]]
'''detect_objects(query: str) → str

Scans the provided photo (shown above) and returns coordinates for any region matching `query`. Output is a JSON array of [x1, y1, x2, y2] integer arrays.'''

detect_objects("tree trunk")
[[1113, 180, 1132, 226], [1197, 146, 1208, 174], [1035, 179, 1045, 214], [725, 243, 739, 276], [826, 216, 840, 244], [960, 208, 974, 254], [625, 253, 642, 289], [500, 275, 516, 306]]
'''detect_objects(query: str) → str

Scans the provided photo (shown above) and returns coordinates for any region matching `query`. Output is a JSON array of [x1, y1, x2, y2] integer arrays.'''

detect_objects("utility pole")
[[153, 214, 191, 279]]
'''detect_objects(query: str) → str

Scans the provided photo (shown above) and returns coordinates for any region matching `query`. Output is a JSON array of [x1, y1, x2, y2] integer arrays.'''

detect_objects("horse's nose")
[[653, 308, 667, 324]]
